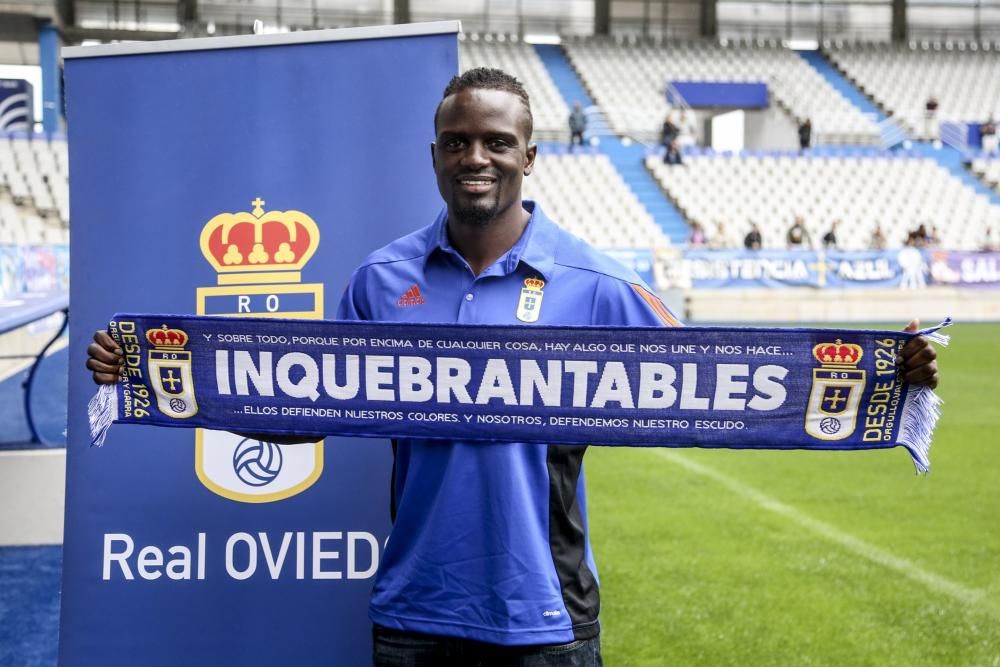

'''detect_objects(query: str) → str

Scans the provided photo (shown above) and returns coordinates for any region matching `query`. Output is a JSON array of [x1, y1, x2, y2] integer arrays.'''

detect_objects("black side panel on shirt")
[[389, 439, 398, 522], [546, 444, 600, 639]]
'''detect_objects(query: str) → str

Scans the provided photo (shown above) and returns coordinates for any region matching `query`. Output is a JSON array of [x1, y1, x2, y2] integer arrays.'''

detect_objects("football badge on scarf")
[[805, 340, 866, 440], [146, 325, 198, 418]]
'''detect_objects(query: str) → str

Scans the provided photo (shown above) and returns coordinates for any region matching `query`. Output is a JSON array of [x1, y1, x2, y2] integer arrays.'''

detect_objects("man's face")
[[432, 88, 536, 228]]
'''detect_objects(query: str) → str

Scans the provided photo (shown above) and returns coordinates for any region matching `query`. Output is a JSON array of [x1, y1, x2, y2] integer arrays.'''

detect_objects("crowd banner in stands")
[[60, 23, 459, 665], [0, 244, 69, 299], [668, 81, 769, 109], [604, 248, 655, 286], [673, 249, 946, 289], [928, 249, 1000, 287]]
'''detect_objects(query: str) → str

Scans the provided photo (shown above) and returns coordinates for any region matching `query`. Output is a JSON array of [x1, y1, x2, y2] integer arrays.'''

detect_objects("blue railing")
[[0, 291, 69, 444]]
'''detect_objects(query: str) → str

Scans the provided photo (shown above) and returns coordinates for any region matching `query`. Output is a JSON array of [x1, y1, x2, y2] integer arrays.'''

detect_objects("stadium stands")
[[523, 148, 671, 250], [647, 149, 1000, 250], [970, 156, 1000, 197], [563, 36, 880, 145], [459, 33, 570, 142], [825, 42, 1000, 140], [0, 134, 68, 245]]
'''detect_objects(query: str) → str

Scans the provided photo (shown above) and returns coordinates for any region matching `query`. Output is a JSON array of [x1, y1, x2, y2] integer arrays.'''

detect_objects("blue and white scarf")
[[89, 314, 950, 472]]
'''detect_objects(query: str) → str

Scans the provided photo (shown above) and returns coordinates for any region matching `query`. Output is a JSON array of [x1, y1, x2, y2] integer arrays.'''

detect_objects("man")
[[743, 222, 763, 250], [568, 100, 586, 151], [797, 118, 812, 153], [87, 68, 940, 665], [822, 220, 839, 249], [787, 215, 812, 249], [660, 112, 680, 160]]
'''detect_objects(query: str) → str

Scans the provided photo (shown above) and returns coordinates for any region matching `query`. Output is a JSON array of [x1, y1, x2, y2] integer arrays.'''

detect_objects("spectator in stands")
[[664, 139, 683, 165], [906, 223, 930, 248], [709, 221, 735, 249], [924, 95, 939, 141], [982, 227, 996, 252], [568, 101, 587, 151], [744, 223, 763, 250], [688, 221, 707, 247], [797, 118, 812, 153], [677, 110, 697, 148], [870, 224, 887, 250], [822, 221, 839, 249], [981, 115, 998, 155], [661, 112, 680, 162], [786, 216, 812, 248], [928, 225, 942, 247]]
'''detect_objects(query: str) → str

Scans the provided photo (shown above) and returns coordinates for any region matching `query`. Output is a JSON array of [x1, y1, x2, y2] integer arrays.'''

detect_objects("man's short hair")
[[434, 67, 533, 141]]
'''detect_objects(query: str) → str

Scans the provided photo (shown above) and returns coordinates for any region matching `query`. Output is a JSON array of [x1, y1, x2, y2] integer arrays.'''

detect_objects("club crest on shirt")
[[516, 277, 545, 323]]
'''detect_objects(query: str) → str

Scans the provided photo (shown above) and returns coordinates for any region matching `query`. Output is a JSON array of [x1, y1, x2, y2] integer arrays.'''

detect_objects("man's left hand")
[[900, 319, 939, 389]]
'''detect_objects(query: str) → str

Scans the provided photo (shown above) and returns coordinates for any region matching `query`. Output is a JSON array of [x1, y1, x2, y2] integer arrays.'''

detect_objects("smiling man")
[[335, 68, 685, 666], [87, 68, 940, 666]]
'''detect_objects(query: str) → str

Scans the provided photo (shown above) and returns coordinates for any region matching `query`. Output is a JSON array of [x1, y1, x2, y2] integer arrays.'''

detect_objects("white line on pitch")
[[654, 449, 997, 617]]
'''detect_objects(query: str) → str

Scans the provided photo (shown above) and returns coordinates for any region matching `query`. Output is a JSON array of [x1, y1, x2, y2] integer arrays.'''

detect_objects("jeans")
[[372, 625, 603, 667]]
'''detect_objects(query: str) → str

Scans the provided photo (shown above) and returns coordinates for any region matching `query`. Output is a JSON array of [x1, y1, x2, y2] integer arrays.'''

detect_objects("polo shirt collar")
[[424, 200, 557, 281]]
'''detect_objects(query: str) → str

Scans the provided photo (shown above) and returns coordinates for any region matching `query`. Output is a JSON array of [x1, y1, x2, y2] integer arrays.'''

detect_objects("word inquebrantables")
[[214, 351, 789, 411]]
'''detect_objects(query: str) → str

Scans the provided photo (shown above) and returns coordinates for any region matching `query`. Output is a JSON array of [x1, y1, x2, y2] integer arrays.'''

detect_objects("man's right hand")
[[86, 330, 123, 385]]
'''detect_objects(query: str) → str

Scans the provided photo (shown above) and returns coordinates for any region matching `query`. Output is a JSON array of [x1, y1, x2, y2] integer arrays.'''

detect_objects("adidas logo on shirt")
[[397, 284, 426, 307]]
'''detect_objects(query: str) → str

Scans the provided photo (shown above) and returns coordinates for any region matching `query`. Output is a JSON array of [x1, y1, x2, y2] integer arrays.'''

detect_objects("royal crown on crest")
[[812, 340, 863, 366], [146, 325, 189, 348], [199, 197, 321, 285], [523, 277, 545, 291]]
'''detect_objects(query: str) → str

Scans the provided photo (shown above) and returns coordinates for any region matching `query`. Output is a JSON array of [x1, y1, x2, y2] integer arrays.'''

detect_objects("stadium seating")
[[825, 42, 1000, 140], [647, 149, 1000, 250], [0, 134, 68, 245], [523, 148, 670, 250], [563, 36, 880, 145], [970, 156, 1000, 198], [459, 34, 570, 142]]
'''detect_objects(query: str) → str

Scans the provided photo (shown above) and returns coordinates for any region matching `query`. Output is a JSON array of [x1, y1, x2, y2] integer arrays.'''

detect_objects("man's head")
[[432, 68, 537, 228]]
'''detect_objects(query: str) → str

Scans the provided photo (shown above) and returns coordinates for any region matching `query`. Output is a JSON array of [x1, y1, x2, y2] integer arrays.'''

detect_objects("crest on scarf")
[[194, 197, 324, 503], [146, 325, 198, 418], [805, 339, 865, 440], [516, 277, 545, 323]]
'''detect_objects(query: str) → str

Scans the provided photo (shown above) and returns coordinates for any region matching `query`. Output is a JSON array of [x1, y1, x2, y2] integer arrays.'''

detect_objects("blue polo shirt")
[[336, 201, 680, 646]]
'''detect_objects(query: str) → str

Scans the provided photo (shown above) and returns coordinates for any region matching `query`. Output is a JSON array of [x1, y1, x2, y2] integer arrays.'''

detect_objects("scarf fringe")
[[917, 317, 952, 347], [897, 385, 943, 474], [88, 384, 118, 447]]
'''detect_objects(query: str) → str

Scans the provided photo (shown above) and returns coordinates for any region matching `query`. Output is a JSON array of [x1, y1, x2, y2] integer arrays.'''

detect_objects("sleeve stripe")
[[630, 284, 683, 327]]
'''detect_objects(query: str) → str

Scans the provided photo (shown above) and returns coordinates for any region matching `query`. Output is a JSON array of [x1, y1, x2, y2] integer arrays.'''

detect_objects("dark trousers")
[[373, 625, 603, 667]]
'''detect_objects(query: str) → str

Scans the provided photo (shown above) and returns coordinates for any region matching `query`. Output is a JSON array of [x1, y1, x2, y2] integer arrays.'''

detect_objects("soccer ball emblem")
[[169, 398, 187, 413], [233, 439, 283, 486], [819, 417, 841, 434]]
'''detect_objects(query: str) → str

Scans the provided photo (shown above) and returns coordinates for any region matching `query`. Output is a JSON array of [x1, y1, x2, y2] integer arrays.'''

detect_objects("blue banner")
[[62, 24, 458, 666], [0, 244, 69, 299], [668, 81, 768, 109], [928, 249, 1000, 287], [92, 314, 945, 474], [603, 248, 655, 286], [677, 249, 924, 289]]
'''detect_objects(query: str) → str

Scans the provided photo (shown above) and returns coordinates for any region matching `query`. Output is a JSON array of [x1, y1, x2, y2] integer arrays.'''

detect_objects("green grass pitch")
[[586, 322, 1000, 666]]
